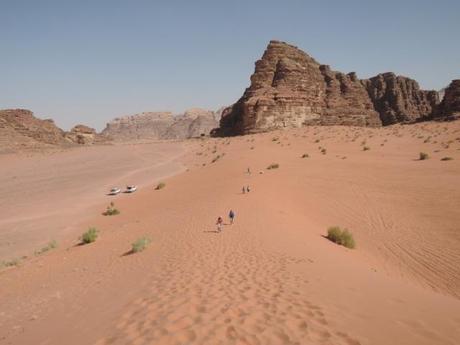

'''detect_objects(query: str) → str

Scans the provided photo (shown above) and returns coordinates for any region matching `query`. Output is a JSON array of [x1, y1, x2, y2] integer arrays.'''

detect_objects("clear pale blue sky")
[[2, 0, 459, 130]]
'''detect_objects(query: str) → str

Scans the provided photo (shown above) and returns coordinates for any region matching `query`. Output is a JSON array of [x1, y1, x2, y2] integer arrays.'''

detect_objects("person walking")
[[216, 216, 223, 232], [229, 210, 235, 224]]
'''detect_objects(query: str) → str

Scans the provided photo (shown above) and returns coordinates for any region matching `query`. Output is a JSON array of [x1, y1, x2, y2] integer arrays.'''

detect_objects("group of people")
[[216, 210, 235, 232], [214, 168, 252, 232]]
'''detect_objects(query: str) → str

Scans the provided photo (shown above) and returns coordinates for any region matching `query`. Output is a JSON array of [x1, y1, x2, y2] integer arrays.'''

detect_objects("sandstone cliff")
[[65, 124, 108, 145], [217, 40, 445, 135], [0, 109, 110, 153], [434, 80, 460, 119], [102, 108, 219, 141], [0, 109, 70, 152], [362, 73, 439, 125]]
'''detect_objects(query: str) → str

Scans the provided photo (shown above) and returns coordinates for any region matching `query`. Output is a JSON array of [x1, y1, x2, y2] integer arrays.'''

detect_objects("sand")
[[1, 121, 460, 345], [0, 142, 185, 261]]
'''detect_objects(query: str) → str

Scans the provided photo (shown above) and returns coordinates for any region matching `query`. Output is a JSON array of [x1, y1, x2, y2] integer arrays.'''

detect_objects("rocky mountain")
[[434, 80, 460, 120], [0, 109, 108, 153], [362, 73, 439, 125], [216, 40, 453, 136], [102, 108, 219, 141]]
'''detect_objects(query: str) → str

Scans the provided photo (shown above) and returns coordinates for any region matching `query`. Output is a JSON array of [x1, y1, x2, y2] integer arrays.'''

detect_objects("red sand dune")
[[1, 121, 460, 345]]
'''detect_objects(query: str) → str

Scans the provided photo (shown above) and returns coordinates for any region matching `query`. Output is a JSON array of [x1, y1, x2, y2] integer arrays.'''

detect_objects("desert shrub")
[[272, 137, 279, 142], [35, 240, 58, 256], [103, 202, 120, 216], [132, 237, 151, 253], [321, 148, 327, 155], [326, 226, 356, 249], [441, 157, 453, 161], [315, 139, 320, 143], [267, 163, 279, 170], [301, 153, 309, 158], [81, 227, 98, 244], [363, 146, 370, 151], [419, 152, 429, 160], [155, 182, 166, 190], [1, 258, 20, 268], [211, 155, 221, 163]]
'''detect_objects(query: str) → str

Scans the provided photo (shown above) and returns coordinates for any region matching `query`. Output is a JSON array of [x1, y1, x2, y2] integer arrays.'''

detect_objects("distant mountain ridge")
[[101, 108, 221, 141]]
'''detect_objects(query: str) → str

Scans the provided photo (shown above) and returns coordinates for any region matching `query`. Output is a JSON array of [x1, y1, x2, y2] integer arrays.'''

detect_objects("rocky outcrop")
[[362, 73, 439, 125], [0, 109, 110, 153], [65, 124, 108, 145], [0, 109, 67, 146], [217, 40, 443, 135], [218, 40, 381, 135], [434, 80, 460, 119], [102, 108, 219, 141]]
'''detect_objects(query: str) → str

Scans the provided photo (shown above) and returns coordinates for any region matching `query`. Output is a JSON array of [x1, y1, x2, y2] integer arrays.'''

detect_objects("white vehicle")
[[125, 185, 137, 193], [108, 187, 121, 195]]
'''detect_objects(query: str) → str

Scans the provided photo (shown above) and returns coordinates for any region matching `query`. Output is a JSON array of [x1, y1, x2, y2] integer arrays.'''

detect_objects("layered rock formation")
[[102, 108, 219, 141], [362, 73, 439, 125], [0, 109, 109, 153], [435, 80, 460, 119], [217, 40, 448, 135], [65, 124, 108, 145]]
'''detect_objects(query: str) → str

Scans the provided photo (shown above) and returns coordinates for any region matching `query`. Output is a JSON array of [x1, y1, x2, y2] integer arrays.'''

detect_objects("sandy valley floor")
[[1, 122, 460, 345]]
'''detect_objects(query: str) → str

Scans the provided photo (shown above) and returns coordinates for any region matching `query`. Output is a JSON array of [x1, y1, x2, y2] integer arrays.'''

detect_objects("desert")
[[1, 120, 460, 345], [2, 2, 460, 344]]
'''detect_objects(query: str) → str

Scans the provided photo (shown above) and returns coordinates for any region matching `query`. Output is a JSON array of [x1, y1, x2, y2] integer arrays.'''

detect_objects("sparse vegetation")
[[0, 258, 20, 268], [155, 182, 166, 190], [441, 157, 453, 161], [81, 227, 98, 244], [267, 163, 279, 170], [211, 155, 221, 163], [132, 237, 151, 253], [326, 226, 356, 249], [103, 202, 120, 216], [301, 153, 309, 158], [320, 148, 327, 155], [419, 152, 429, 160], [363, 146, 370, 151], [271, 137, 279, 142], [34, 240, 57, 256]]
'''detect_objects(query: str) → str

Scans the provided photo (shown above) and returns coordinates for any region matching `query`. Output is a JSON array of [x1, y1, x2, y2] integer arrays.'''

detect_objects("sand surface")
[[1, 122, 460, 345], [0, 142, 185, 261]]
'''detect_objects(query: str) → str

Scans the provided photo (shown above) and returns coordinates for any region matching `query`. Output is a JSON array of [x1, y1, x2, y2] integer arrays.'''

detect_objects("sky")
[[1, 0, 459, 131]]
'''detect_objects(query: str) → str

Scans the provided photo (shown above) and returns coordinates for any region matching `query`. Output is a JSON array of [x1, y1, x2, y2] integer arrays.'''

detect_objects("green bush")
[[155, 182, 166, 190], [267, 163, 279, 170], [35, 240, 58, 256], [103, 202, 120, 216], [419, 152, 429, 160], [327, 226, 355, 249], [81, 227, 98, 244], [132, 237, 151, 253]]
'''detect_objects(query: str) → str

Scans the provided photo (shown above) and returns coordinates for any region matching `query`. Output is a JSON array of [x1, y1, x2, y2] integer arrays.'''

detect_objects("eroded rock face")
[[218, 40, 382, 135], [65, 124, 108, 145], [102, 108, 219, 141], [217, 40, 443, 135], [362, 73, 439, 125], [435, 80, 460, 119], [0, 109, 70, 152]]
